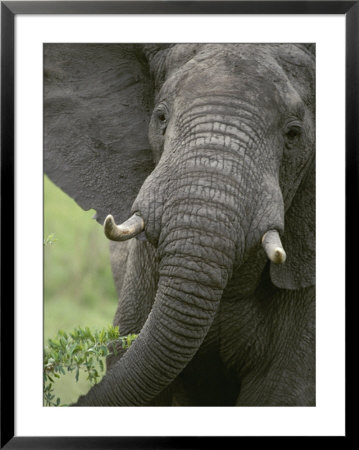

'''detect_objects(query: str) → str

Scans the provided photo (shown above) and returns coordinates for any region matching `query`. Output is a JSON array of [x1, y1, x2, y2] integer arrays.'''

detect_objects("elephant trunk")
[[76, 188, 237, 406]]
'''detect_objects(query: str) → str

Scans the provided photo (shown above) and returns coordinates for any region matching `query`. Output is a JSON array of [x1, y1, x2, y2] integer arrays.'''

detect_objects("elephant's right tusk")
[[262, 229, 287, 264], [104, 213, 145, 241]]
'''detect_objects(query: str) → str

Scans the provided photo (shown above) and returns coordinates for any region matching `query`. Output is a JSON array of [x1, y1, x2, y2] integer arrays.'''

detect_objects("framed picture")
[[1, 1, 354, 447]]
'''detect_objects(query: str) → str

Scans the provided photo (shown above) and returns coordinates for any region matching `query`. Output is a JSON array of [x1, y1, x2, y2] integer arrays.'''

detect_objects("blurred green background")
[[44, 175, 118, 405]]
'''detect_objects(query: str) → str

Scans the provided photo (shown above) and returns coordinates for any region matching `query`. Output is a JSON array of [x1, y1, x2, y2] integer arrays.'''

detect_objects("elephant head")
[[44, 43, 315, 406]]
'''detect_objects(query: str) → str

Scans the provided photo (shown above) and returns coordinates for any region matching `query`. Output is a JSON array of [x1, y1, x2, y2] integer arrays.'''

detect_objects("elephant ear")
[[44, 44, 154, 225], [270, 158, 315, 290]]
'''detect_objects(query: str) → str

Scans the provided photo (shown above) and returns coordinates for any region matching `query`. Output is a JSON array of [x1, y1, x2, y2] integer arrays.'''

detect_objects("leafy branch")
[[43, 325, 137, 406]]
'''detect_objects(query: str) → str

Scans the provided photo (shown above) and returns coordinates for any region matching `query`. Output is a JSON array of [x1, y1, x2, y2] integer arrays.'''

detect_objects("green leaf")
[[44, 325, 139, 406]]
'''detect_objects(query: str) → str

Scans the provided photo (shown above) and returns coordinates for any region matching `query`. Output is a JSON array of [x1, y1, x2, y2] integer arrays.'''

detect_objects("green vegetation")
[[44, 176, 118, 404], [44, 326, 137, 406]]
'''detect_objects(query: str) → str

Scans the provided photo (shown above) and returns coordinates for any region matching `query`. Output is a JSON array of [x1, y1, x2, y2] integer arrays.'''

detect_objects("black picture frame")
[[1, 1, 355, 447]]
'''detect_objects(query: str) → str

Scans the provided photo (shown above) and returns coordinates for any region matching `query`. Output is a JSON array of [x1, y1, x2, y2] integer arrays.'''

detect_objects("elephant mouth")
[[104, 213, 287, 265]]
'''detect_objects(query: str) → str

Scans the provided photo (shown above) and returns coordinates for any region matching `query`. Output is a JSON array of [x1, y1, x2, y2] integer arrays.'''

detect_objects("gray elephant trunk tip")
[[262, 230, 287, 264], [104, 213, 145, 241]]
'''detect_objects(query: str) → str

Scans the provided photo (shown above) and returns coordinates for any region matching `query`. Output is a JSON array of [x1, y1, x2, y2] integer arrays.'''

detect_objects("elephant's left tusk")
[[262, 230, 287, 264], [104, 213, 145, 241]]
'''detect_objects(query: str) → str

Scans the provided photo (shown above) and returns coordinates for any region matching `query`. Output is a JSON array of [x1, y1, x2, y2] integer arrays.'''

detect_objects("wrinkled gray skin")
[[44, 44, 315, 406]]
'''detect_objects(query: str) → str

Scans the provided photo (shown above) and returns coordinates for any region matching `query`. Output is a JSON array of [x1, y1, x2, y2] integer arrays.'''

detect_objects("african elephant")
[[44, 43, 315, 406]]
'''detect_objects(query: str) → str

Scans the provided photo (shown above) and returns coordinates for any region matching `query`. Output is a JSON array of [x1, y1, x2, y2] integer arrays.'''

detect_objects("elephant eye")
[[285, 123, 302, 148], [155, 104, 169, 134], [158, 112, 167, 124], [157, 111, 166, 122]]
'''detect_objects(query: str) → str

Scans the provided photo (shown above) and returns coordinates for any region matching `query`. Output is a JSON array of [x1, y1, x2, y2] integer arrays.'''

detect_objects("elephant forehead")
[[162, 45, 287, 96], [166, 44, 266, 69], [166, 43, 311, 72], [158, 44, 309, 119]]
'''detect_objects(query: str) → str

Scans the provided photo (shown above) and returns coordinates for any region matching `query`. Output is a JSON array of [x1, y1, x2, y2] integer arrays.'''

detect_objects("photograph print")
[[43, 43, 315, 407]]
